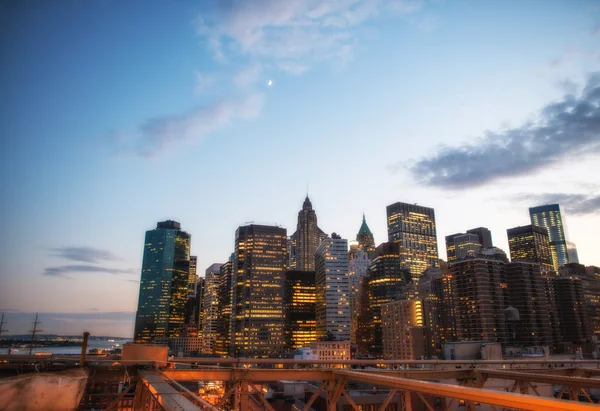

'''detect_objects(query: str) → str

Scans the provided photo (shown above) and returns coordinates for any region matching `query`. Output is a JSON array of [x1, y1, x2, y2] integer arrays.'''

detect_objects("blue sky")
[[1, 0, 599, 337]]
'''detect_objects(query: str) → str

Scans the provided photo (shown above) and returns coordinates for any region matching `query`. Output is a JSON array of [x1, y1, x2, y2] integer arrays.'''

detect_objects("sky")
[[1, 0, 599, 338]]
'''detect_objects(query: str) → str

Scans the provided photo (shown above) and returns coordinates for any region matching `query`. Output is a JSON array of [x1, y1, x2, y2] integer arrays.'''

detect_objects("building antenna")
[[28, 313, 43, 355], [0, 313, 8, 337]]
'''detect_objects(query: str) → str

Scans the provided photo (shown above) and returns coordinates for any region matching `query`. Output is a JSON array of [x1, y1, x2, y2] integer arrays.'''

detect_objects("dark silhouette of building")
[[505, 262, 553, 347], [230, 224, 287, 357], [386, 202, 439, 280], [507, 225, 554, 274], [445, 227, 493, 262], [559, 263, 599, 340], [289, 196, 327, 271], [357, 242, 411, 357], [134, 220, 191, 343], [284, 270, 317, 350], [554, 276, 592, 344], [215, 259, 233, 357], [433, 272, 458, 345], [450, 256, 507, 343]]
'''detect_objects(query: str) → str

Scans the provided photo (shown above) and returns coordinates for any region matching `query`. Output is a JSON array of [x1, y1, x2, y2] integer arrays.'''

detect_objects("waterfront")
[[0, 339, 130, 355]]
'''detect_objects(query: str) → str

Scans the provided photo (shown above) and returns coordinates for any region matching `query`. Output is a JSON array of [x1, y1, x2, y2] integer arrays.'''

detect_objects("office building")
[[357, 242, 411, 357], [284, 271, 317, 350], [386, 202, 439, 280], [230, 224, 287, 357], [505, 262, 553, 347], [445, 227, 493, 262], [202, 263, 222, 354], [433, 272, 458, 344], [507, 225, 554, 274], [184, 255, 198, 328], [348, 244, 370, 344], [188, 256, 197, 298], [289, 196, 327, 271], [310, 341, 351, 368], [315, 234, 351, 342], [529, 204, 570, 270], [567, 241, 579, 264], [559, 263, 600, 338], [134, 220, 191, 343], [215, 259, 233, 357], [356, 213, 375, 252], [450, 257, 507, 343], [381, 300, 425, 360], [418, 267, 442, 357]]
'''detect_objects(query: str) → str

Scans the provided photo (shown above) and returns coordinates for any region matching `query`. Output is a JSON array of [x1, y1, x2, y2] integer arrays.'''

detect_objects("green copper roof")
[[358, 213, 372, 236]]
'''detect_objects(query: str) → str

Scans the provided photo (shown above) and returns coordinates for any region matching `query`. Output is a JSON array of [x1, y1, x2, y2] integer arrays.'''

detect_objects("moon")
[[267, 80, 273, 86]]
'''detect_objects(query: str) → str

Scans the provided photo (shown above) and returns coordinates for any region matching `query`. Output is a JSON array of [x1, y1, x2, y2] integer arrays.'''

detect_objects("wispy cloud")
[[120, 93, 264, 157], [44, 265, 136, 279], [403, 72, 600, 189], [513, 193, 600, 215], [234, 63, 263, 88], [195, 71, 215, 93], [50, 246, 121, 263]]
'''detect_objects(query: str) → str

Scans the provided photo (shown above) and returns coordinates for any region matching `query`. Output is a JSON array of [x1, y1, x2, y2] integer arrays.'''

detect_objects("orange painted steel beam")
[[474, 368, 600, 389], [334, 370, 600, 411], [163, 368, 333, 382]]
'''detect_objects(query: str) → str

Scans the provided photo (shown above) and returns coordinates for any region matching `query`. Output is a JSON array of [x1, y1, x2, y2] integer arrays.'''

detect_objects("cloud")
[[405, 72, 600, 189], [197, 0, 421, 68], [123, 93, 264, 157], [50, 246, 121, 263], [513, 193, 600, 215], [278, 61, 310, 75], [43, 265, 136, 279], [234, 63, 263, 87], [195, 71, 215, 93]]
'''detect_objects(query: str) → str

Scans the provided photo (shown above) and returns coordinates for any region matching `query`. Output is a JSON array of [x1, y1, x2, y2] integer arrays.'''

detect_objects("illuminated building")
[[418, 267, 442, 358], [507, 225, 554, 274], [559, 263, 600, 339], [310, 341, 351, 368], [554, 275, 592, 344], [356, 213, 375, 252], [284, 270, 317, 350], [289, 196, 327, 271], [188, 256, 197, 298], [357, 242, 411, 357], [445, 228, 492, 262], [134, 220, 191, 343], [230, 224, 287, 357], [348, 244, 370, 344], [195, 276, 205, 340], [567, 241, 580, 264], [215, 258, 233, 357], [450, 256, 507, 343], [184, 256, 198, 327], [529, 204, 570, 270], [433, 272, 458, 344], [381, 300, 425, 360], [315, 234, 351, 342], [386, 202, 439, 280], [202, 263, 222, 354], [505, 262, 553, 347]]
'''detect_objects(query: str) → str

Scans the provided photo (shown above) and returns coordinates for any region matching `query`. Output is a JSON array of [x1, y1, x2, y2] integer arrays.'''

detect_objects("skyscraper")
[[386, 202, 439, 280], [445, 227, 493, 262], [554, 276, 592, 344], [230, 224, 287, 357], [284, 270, 317, 350], [134, 220, 191, 343], [357, 242, 411, 357], [315, 234, 351, 342], [381, 300, 425, 360], [215, 258, 233, 357], [348, 244, 370, 344], [188, 256, 198, 298], [202, 263, 222, 354], [529, 204, 569, 270], [289, 196, 327, 271], [356, 213, 375, 252], [507, 225, 554, 274], [450, 256, 507, 343]]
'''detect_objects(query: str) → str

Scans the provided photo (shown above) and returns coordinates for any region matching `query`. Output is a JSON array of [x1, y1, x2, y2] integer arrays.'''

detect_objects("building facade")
[[381, 300, 425, 360], [284, 270, 317, 351], [348, 245, 371, 344], [134, 220, 191, 343], [386, 202, 439, 280], [356, 213, 375, 252], [529, 204, 570, 271], [505, 262, 553, 347], [507, 225, 554, 274], [215, 259, 233, 357], [289, 196, 327, 271], [202, 263, 222, 355], [554, 276, 592, 344], [230, 224, 287, 357], [315, 234, 351, 342]]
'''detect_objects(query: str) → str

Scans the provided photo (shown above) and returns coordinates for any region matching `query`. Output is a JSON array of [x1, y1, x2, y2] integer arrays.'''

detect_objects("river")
[[0, 339, 131, 355]]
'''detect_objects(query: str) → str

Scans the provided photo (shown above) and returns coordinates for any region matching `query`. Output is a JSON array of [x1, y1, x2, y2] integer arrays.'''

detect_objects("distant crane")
[[28, 313, 43, 355]]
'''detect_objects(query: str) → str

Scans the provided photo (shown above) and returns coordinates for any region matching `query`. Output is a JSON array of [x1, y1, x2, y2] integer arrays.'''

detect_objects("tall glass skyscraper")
[[386, 202, 439, 280], [289, 196, 327, 271], [529, 204, 569, 271], [230, 224, 287, 357], [507, 225, 554, 274], [134, 220, 191, 343]]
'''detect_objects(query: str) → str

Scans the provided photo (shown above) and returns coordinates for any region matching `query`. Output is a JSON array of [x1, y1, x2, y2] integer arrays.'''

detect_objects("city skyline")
[[2, 0, 600, 337]]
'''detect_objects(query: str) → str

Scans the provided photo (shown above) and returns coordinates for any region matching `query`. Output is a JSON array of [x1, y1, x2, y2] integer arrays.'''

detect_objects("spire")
[[303, 195, 312, 210], [358, 213, 372, 236]]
